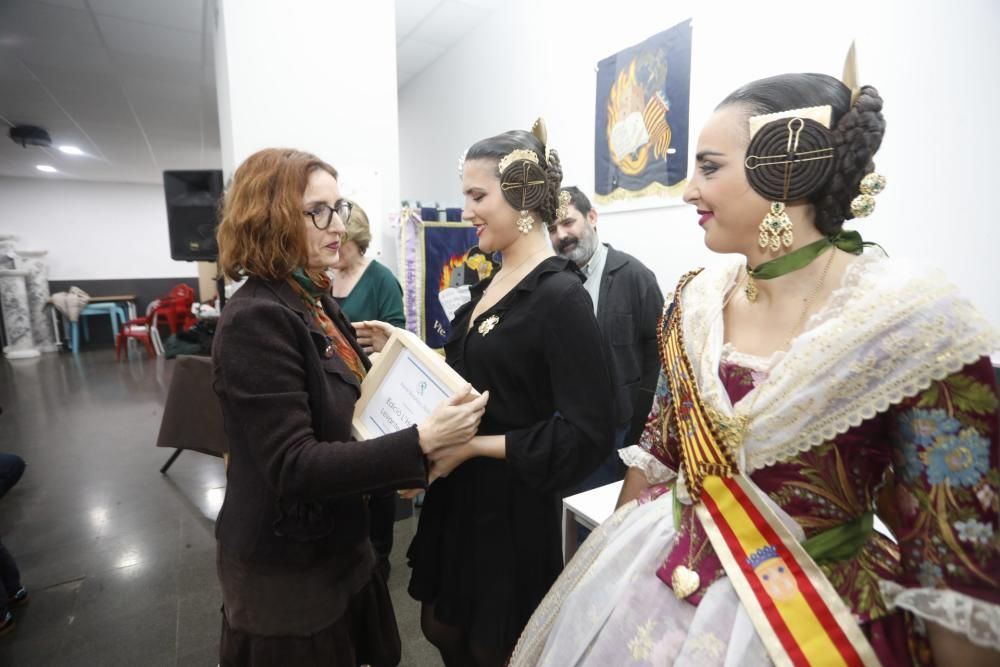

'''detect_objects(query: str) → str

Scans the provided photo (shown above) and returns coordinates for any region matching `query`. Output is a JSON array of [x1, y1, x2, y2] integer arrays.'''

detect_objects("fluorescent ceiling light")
[[58, 145, 85, 156], [36, 165, 57, 173]]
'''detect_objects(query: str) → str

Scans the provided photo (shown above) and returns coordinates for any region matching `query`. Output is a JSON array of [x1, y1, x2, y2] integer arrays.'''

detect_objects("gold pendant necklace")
[[473, 247, 549, 337], [484, 247, 548, 297], [744, 268, 759, 302], [672, 508, 711, 599]]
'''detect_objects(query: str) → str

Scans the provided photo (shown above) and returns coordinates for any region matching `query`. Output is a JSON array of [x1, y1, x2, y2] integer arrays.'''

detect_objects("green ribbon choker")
[[747, 230, 868, 282]]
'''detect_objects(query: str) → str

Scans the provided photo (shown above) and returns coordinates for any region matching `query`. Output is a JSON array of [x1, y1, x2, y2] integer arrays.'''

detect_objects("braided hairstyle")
[[719, 73, 886, 235], [464, 129, 564, 224]]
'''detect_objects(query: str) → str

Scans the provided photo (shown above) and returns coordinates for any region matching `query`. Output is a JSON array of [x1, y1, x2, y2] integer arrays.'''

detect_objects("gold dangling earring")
[[516, 210, 535, 234], [758, 202, 794, 252]]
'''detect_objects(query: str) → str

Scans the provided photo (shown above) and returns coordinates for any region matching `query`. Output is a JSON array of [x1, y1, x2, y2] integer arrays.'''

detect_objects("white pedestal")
[[0, 269, 41, 359], [0, 235, 17, 270], [17, 251, 58, 352], [16, 250, 58, 352]]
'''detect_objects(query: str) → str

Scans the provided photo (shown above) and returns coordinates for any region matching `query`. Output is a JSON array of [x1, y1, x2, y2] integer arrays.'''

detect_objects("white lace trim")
[[880, 581, 1000, 651], [719, 343, 776, 374], [681, 253, 1000, 471], [618, 445, 676, 485]]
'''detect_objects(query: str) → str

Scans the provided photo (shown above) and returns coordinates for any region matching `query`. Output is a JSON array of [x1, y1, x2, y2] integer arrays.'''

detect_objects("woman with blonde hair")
[[329, 200, 407, 579]]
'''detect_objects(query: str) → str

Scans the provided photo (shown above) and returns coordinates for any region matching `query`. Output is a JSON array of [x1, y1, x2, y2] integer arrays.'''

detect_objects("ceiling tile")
[[14, 38, 116, 73], [452, 0, 503, 8], [52, 85, 135, 125], [132, 103, 201, 135], [0, 79, 51, 112], [95, 14, 201, 63], [396, 38, 446, 75], [397, 70, 415, 87], [395, 0, 441, 39], [4, 0, 487, 184], [111, 51, 202, 86], [31, 0, 89, 9], [26, 65, 118, 95], [0, 51, 35, 83], [121, 77, 201, 105], [408, 0, 479, 48], [0, 1, 102, 47], [88, 0, 204, 33]]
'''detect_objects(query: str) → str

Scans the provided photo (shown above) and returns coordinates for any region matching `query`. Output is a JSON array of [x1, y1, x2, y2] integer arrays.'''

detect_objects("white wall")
[[0, 176, 197, 280], [214, 0, 401, 271], [399, 0, 1000, 327]]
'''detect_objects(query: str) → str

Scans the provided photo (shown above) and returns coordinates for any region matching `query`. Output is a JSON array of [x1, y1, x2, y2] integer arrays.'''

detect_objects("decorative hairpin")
[[842, 42, 861, 107], [850, 172, 886, 218], [556, 190, 571, 220], [498, 149, 539, 175]]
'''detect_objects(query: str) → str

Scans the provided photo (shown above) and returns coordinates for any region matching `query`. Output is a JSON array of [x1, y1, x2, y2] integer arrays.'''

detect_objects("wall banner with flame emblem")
[[594, 19, 691, 207], [399, 213, 496, 349]]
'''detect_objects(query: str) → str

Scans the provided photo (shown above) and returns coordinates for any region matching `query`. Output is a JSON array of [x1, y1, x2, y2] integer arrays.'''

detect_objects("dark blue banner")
[[423, 224, 481, 348], [595, 20, 692, 202]]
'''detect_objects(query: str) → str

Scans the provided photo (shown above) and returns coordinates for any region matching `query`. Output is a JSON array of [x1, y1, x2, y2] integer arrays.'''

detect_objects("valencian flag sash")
[[659, 270, 879, 667]]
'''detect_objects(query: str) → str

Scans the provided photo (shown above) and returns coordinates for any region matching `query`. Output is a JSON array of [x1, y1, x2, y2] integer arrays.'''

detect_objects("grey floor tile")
[[0, 350, 448, 666]]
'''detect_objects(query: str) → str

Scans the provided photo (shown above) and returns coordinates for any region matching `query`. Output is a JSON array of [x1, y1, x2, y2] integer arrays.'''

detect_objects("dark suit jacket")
[[596, 245, 665, 445], [212, 277, 426, 572]]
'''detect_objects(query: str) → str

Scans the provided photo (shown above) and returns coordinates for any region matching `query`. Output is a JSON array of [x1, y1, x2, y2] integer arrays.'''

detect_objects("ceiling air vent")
[[9, 125, 53, 148]]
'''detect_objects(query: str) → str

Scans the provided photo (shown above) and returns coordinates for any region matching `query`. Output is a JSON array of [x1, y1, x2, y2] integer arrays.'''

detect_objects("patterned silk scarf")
[[288, 269, 366, 383]]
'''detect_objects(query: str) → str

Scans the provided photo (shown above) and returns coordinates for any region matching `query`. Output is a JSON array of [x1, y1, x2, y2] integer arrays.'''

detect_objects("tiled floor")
[[0, 349, 441, 666]]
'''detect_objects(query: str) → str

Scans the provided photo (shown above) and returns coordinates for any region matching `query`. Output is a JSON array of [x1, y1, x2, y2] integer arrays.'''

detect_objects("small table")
[[50, 294, 138, 351], [562, 480, 624, 563], [89, 294, 137, 320]]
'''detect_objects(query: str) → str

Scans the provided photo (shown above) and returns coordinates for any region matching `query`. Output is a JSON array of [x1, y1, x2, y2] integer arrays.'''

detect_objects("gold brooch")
[[477, 314, 500, 336]]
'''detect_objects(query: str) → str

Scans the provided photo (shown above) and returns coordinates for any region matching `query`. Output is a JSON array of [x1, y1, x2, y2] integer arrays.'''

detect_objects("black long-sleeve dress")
[[407, 256, 616, 651]]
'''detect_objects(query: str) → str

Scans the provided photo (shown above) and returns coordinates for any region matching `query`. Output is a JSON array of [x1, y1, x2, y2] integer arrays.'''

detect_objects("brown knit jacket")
[[211, 277, 425, 569]]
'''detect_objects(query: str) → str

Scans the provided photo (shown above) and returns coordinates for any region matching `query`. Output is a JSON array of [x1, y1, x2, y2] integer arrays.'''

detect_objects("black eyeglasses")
[[304, 200, 352, 230]]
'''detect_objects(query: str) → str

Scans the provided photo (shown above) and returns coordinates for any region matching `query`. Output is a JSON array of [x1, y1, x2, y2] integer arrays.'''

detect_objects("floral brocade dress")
[[511, 254, 1000, 666]]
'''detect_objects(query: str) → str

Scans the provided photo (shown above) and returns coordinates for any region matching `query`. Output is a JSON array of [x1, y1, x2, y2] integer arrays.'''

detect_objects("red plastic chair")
[[152, 284, 197, 335], [115, 300, 165, 360]]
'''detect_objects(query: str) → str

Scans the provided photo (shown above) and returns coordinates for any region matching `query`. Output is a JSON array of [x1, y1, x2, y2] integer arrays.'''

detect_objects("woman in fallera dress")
[[512, 71, 1000, 666]]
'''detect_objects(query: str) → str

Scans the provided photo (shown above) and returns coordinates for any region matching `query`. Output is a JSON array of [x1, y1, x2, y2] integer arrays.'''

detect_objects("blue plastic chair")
[[75, 303, 128, 352]]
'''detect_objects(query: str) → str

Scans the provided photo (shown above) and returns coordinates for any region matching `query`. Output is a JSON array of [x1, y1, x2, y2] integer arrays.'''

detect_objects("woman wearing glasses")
[[212, 148, 487, 666]]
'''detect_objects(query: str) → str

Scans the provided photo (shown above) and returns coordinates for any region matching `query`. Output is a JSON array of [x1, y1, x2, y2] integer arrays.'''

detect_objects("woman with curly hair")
[[212, 148, 487, 666]]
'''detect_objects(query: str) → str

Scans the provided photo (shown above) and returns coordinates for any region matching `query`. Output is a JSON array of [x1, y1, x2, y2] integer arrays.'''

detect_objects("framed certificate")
[[352, 328, 477, 440]]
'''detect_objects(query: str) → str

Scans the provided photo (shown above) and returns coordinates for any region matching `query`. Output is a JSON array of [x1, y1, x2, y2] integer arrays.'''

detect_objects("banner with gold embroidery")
[[660, 272, 879, 667], [594, 19, 691, 204], [399, 214, 497, 349]]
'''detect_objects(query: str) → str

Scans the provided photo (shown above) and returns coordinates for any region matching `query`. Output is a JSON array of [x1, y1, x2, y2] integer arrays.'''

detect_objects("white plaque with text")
[[352, 328, 476, 440]]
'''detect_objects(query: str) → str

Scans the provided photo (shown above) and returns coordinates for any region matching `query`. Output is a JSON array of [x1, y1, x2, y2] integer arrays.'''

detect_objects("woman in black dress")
[[407, 122, 616, 666]]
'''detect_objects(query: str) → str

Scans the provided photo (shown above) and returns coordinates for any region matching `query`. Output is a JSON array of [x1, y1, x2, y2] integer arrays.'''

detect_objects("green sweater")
[[334, 260, 406, 327]]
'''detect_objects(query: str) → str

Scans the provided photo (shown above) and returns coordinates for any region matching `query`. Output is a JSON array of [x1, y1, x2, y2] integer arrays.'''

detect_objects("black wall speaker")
[[164, 170, 224, 261]]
